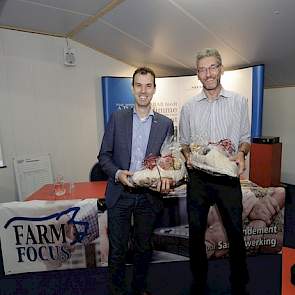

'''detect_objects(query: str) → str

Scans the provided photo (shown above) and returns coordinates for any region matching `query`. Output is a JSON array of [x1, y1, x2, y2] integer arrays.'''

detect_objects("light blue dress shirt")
[[115, 108, 154, 180], [129, 109, 154, 172]]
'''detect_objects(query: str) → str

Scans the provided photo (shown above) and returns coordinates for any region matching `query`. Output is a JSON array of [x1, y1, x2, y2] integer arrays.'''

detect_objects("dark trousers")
[[187, 169, 249, 294], [107, 192, 157, 295]]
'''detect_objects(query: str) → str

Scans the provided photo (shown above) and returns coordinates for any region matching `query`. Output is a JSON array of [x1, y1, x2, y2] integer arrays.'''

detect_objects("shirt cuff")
[[115, 169, 122, 182]]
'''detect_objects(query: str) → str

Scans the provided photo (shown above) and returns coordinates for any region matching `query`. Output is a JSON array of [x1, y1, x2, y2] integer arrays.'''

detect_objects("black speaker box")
[[252, 136, 280, 144]]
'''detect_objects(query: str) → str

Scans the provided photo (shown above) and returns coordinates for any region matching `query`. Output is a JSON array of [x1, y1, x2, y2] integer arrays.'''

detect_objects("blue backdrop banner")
[[101, 77, 133, 127], [251, 65, 265, 138]]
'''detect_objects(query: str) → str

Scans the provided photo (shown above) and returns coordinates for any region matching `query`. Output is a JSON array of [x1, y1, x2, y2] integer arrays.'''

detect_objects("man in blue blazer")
[[98, 67, 174, 295]]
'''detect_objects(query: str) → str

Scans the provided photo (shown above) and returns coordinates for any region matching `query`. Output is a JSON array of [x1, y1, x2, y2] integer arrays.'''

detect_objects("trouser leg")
[[187, 170, 211, 295], [215, 178, 249, 291], [108, 194, 133, 295], [131, 195, 157, 294]]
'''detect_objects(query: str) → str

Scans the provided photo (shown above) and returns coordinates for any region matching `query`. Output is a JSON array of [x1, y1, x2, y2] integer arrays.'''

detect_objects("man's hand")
[[248, 195, 280, 225], [241, 190, 258, 220], [230, 152, 246, 175], [156, 177, 175, 194], [118, 170, 134, 187], [185, 154, 193, 169], [181, 144, 193, 169]]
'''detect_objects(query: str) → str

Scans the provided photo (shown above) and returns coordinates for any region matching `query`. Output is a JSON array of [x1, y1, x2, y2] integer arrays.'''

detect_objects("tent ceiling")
[[1, 0, 294, 87]]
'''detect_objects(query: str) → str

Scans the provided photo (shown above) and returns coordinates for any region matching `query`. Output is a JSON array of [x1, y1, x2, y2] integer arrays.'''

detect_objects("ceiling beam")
[[66, 0, 126, 38], [0, 25, 65, 38]]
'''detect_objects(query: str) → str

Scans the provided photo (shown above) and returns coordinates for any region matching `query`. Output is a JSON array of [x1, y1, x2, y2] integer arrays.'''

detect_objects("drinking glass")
[[54, 175, 66, 197], [68, 181, 75, 195]]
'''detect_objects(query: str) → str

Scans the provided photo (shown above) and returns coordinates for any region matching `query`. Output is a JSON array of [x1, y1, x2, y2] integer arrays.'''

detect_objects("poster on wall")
[[101, 77, 133, 128], [0, 143, 4, 167], [102, 67, 254, 133]]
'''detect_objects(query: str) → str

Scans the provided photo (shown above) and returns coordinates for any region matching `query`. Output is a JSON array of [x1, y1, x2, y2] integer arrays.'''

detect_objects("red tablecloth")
[[25, 181, 107, 201]]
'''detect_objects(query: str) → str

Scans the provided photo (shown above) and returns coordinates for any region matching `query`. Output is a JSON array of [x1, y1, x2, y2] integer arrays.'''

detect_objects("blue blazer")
[[98, 108, 174, 210]]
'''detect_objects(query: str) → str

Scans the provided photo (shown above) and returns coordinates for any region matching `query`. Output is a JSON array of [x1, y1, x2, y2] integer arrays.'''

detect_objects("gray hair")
[[196, 48, 222, 66]]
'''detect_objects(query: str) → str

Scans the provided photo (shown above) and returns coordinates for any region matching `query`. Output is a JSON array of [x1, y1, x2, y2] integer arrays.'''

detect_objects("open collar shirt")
[[129, 108, 154, 172], [179, 87, 250, 154]]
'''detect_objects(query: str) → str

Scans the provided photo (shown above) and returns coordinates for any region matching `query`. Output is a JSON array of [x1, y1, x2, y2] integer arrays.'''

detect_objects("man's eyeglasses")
[[197, 64, 221, 75]]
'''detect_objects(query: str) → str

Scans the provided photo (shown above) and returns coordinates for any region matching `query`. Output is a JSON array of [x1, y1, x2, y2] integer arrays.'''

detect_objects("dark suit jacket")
[[98, 108, 174, 211]]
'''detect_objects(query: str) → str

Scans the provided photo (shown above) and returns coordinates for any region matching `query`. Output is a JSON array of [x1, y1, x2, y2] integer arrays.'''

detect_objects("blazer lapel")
[[125, 108, 133, 159], [146, 113, 159, 156]]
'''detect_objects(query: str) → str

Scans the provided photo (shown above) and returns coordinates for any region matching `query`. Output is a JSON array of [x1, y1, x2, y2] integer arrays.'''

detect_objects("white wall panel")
[[0, 28, 134, 203], [263, 87, 295, 184]]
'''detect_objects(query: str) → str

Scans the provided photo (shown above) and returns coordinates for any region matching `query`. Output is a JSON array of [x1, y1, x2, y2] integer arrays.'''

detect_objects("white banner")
[[0, 199, 107, 275], [0, 181, 285, 275], [153, 181, 285, 259]]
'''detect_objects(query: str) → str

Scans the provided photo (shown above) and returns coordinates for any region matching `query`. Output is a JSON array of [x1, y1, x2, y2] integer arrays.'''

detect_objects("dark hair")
[[132, 67, 156, 87]]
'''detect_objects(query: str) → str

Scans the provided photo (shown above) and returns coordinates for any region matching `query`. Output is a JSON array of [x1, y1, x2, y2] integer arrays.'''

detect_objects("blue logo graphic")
[[4, 207, 88, 245]]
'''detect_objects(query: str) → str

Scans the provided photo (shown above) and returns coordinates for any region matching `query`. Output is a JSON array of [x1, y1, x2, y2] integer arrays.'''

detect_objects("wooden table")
[[25, 181, 107, 201]]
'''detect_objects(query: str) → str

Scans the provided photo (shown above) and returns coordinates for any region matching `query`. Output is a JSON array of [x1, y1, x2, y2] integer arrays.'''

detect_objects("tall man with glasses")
[[98, 67, 174, 295], [179, 48, 250, 295]]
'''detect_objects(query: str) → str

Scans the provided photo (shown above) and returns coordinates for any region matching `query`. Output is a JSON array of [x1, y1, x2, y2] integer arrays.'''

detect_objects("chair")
[[89, 162, 108, 213], [89, 162, 108, 181]]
